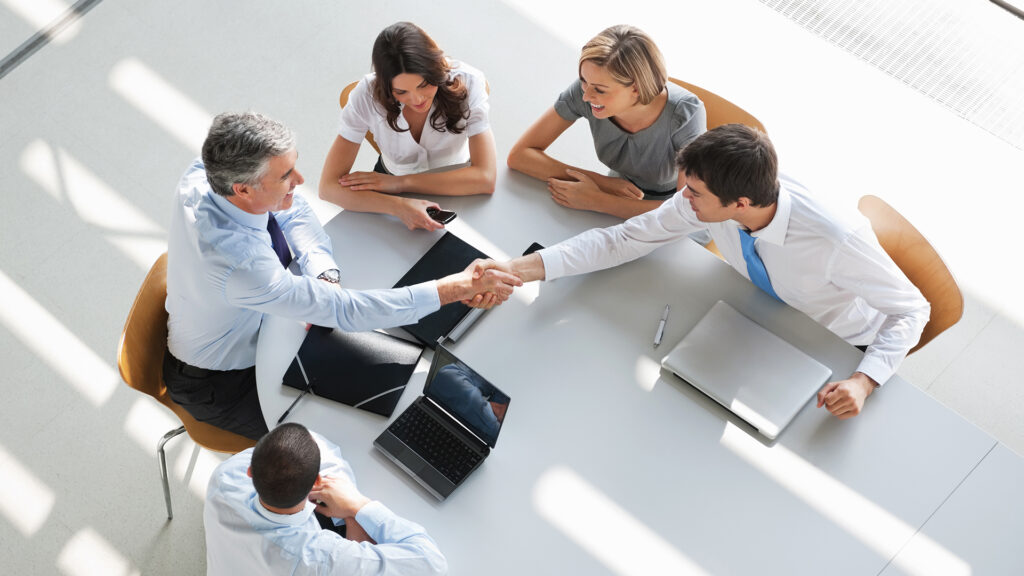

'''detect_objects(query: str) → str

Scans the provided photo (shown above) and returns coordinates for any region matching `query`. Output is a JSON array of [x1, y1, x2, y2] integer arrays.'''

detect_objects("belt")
[[167, 351, 213, 378]]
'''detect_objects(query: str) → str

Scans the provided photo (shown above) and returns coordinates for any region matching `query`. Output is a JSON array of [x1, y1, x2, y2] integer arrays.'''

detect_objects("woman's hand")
[[396, 198, 445, 231], [547, 170, 608, 211], [338, 171, 404, 194], [589, 172, 645, 199]]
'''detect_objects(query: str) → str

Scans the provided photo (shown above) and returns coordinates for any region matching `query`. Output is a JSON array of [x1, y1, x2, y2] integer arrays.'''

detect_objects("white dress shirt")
[[166, 159, 441, 370], [204, 431, 448, 576], [337, 60, 490, 175], [538, 173, 929, 385]]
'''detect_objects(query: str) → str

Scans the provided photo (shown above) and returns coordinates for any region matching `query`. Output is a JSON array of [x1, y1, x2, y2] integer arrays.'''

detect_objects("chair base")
[[158, 425, 187, 519]]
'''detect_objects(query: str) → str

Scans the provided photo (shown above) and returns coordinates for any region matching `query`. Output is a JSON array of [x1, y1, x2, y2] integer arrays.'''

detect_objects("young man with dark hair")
[[480, 124, 929, 419], [204, 423, 447, 575]]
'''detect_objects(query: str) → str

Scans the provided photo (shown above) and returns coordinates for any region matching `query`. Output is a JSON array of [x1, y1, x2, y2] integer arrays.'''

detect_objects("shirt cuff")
[[537, 247, 565, 281], [410, 280, 442, 313], [855, 353, 893, 387], [305, 252, 340, 278], [353, 500, 393, 540]]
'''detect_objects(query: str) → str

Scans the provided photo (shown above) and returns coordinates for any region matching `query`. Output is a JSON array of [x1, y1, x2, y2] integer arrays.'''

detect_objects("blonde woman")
[[508, 25, 705, 219], [320, 22, 496, 231]]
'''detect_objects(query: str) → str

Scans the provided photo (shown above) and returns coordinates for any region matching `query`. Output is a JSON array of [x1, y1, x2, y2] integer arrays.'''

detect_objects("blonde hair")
[[579, 25, 667, 105]]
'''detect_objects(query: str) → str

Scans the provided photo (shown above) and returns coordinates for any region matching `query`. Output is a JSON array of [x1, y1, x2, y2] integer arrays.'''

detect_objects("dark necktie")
[[266, 212, 293, 269], [738, 228, 781, 301]]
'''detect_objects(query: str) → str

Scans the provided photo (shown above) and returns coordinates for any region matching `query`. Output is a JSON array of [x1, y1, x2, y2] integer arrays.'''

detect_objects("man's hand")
[[461, 259, 518, 308], [816, 372, 877, 419], [308, 474, 371, 519], [396, 199, 445, 231], [436, 261, 523, 307], [461, 255, 547, 308], [338, 171, 403, 194]]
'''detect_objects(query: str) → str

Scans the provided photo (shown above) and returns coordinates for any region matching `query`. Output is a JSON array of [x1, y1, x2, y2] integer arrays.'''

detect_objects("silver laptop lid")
[[661, 301, 832, 439]]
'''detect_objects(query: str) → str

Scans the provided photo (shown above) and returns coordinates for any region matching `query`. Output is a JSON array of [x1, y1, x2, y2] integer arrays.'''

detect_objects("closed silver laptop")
[[661, 301, 832, 439]]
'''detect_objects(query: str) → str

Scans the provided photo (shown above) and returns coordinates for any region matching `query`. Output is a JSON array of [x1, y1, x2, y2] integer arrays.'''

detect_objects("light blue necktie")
[[738, 228, 781, 301]]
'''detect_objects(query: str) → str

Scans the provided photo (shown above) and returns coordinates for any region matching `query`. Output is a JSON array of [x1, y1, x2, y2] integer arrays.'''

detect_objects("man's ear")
[[311, 474, 323, 489], [247, 466, 253, 478], [734, 197, 753, 210]]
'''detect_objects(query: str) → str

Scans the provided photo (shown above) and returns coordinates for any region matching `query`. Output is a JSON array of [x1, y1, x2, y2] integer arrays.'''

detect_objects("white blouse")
[[338, 60, 490, 176]]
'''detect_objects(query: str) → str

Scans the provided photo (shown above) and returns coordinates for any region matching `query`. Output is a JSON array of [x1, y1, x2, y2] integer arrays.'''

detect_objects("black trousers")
[[372, 155, 391, 175], [162, 350, 269, 441]]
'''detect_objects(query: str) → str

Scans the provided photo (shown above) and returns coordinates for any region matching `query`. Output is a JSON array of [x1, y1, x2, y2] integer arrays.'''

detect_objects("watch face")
[[319, 269, 340, 283]]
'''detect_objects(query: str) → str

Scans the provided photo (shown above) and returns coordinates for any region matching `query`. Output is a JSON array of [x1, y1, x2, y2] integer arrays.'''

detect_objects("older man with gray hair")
[[164, 112, 520, 440]]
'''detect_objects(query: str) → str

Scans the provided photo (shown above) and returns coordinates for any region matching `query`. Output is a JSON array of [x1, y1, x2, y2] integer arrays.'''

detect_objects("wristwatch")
[[317, 269, 340, 284]]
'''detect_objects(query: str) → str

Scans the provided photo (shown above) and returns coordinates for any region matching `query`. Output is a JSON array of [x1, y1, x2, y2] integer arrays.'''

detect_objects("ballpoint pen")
[[653, 304, 670, 348], [277, 356, 313, 425]]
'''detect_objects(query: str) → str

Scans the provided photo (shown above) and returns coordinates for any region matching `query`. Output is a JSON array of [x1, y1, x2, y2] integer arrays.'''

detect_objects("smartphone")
[[426, 207, 457, 224], [522, 242, 545, 256]]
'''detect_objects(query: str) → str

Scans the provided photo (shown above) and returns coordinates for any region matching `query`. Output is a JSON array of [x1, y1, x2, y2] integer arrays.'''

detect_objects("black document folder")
[[392, 231, 490, 348], [282, 326, 423, 417]]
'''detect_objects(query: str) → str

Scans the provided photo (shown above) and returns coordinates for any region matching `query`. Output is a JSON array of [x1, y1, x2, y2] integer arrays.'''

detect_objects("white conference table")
[[257, 176, 1003, 575]]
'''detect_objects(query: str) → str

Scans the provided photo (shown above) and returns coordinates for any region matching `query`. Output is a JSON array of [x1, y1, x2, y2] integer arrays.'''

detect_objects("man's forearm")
[[509, 253, 546, 283]]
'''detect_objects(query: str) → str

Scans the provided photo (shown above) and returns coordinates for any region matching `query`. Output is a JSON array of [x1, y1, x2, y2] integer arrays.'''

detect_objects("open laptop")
[[374, 344, 510, 500], [661, 301, 832, 440]]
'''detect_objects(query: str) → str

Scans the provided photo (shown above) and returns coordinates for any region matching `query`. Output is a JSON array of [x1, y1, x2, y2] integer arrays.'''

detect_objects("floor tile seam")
[[918, 310, 999, 393]]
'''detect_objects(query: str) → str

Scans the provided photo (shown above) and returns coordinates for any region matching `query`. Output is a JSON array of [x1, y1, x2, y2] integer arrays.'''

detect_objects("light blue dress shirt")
[[166, 159, 441, 370], [204, 431, 447, 576]]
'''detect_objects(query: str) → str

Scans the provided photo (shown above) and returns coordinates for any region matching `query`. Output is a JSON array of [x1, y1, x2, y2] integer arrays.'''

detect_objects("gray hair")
[[201, 111, 297, 197]]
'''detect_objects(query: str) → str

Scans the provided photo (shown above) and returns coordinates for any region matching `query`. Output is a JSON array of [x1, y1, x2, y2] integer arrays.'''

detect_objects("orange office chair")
[[858, 196, 963, 353], [117, 253, 256, 519], [669, 78, 767, 133], [670, 79, 766, 260]]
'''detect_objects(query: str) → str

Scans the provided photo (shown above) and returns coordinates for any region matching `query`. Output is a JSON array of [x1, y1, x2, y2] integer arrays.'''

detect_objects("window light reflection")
[[0, 443, 55, 537], [0, 269, 118, 406], [719, 422, 970, 576], [534, 465, 710, 576]]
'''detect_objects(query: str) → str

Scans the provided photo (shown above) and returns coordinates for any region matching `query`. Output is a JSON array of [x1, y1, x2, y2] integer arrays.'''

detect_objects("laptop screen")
[[423, 345, 510, 448]]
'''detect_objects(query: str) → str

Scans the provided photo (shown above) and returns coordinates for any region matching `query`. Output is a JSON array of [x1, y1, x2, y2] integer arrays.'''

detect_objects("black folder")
[[392, 232, 490, 348], [282, 326, 423, 417]]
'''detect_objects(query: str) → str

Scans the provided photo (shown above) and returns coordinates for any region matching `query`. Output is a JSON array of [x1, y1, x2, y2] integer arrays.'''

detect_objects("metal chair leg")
[[157, 425, 187, 520]]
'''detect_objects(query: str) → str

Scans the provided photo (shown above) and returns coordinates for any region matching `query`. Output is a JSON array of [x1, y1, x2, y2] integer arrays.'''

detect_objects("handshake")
[[435, 254, 546, 309]]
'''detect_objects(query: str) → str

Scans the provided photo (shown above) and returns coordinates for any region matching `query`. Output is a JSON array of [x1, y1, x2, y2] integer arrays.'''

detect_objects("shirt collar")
[[747, 183, 792, 246], [208, 188, 269, 231], [251, 495, 316, 527]]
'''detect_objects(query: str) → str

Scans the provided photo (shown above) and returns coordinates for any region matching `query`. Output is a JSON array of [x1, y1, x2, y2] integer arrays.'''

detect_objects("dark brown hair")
[[677, 124, 779, 207], [250, 423, 320, 508], [371, 22, 469, 134]]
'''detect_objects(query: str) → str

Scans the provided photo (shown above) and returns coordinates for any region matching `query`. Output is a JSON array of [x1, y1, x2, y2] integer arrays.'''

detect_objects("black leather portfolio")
[[392, 231, 490, 348], [282, 326, 423, 417]]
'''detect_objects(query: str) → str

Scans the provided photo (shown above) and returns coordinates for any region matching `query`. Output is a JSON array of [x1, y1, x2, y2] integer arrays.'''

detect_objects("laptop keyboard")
[[391, 403, 483, 484]]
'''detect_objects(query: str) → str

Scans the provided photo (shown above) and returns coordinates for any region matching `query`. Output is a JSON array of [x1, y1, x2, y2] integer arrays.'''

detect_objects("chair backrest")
[[118, 252, 171, 403], [669, 78, 766, 132], [858, 195, 963, 354], [118, 253, 257, 452], [340, 81, 382, 154]]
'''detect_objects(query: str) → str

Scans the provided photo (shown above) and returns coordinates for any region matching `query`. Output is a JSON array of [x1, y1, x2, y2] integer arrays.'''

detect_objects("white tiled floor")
[[1, 0, 1022, 574]]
